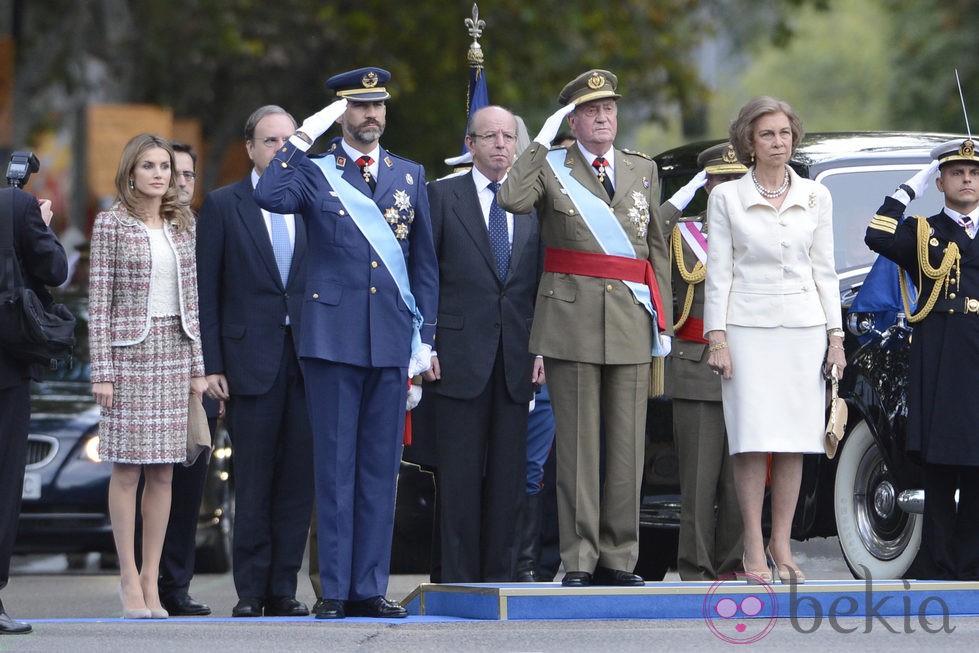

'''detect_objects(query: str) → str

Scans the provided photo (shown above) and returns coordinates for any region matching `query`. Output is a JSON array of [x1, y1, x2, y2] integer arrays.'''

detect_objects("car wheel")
[[634, 526, 677, 582], [194, 479, 234, 575], [834, 418, 921, 579]]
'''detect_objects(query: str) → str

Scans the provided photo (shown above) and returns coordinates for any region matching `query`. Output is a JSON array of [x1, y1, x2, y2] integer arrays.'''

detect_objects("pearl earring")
[[129, 178, 135, 189]]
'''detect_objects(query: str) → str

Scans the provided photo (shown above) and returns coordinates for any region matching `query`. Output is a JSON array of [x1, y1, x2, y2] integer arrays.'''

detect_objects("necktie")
[[592, 157, 615, 200], [269, 212, 292, 286], [964, 216, 975, 238], [487, 181, 510, 280], [356, 156, 376, 193]]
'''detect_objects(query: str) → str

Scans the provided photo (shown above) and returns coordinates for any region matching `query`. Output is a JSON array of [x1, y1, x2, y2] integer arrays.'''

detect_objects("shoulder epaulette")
[[621, 148, 652, 160]]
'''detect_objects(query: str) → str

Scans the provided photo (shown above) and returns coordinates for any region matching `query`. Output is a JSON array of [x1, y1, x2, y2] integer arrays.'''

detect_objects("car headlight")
[[82, 435, 102, 463]]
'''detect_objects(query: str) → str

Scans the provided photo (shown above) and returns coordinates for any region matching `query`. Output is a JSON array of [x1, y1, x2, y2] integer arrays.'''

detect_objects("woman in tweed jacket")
[[89, 134, 207, 619]]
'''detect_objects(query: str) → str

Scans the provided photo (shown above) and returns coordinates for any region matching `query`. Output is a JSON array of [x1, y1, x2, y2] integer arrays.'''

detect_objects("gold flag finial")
[[465, 3, 485, 67]]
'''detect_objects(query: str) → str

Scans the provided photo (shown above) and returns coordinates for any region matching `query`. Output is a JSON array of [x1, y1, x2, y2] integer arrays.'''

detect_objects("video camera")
[[6, 151, 40, 188]]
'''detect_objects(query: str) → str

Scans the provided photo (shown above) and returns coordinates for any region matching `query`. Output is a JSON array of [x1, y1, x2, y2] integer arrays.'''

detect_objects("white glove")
[[290, 99, 348, 151], [406, 384, 422, 411], [666, 170, 707, 212], [893, 160, 940, 204], [659, 334, 672, 356], [534, 104, 576, 147], [407, 343, 432, 378]]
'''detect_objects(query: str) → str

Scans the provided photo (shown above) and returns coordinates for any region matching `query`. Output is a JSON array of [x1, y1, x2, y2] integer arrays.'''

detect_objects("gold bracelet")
[[827, 328, 845, 338], [828, 344, 844, 350], [708, 341, 728, 353]]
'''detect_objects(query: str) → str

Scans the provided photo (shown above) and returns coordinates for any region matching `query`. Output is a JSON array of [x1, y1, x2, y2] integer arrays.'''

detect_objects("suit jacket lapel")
[[373, 146, 398, 200], [235, 178, 283, 288], [456, 175, 499, 276], [611, 149, 639, 208], [566, 146, 610, 204]]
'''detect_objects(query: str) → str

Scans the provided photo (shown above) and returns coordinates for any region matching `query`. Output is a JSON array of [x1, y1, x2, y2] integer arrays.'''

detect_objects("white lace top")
[[147, 227, 180, 317]]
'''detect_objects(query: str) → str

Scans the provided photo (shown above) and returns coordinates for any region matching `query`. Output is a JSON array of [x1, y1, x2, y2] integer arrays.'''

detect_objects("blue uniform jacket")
[[254, 137, 438, 369]]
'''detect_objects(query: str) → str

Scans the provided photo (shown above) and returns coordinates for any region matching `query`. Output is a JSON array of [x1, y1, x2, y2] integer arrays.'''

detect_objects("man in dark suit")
[[152, 142, 211, 616], [197, 105, 313, 617], [423, 105, 544, 582], [255, 66, 438, 619], [0, 187, 67, 634]]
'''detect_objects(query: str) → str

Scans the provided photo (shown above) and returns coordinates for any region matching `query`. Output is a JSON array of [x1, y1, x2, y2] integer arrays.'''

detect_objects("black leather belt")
[[931, 296, 979, 315]]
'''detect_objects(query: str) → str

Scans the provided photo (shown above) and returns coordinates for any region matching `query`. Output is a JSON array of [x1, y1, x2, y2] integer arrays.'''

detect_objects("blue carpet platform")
[[402, 580, 979, 622]]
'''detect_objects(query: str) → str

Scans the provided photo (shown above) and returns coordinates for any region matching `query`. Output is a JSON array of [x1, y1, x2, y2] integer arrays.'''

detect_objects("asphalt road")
[[2, 538, 977, 652]]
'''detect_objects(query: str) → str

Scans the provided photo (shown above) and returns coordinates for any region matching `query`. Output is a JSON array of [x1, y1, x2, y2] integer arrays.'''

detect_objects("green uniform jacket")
[[660, 204, 721, 402], [498, 143, 672, 365]]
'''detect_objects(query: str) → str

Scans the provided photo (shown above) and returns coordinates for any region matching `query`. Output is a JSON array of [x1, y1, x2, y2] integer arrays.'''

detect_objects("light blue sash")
[[312, 155, 423, 359], [545, 149, 665, 356]]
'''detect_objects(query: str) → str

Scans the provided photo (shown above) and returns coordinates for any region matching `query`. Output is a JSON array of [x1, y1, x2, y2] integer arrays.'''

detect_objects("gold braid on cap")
[[899, 215, 960, 323], [670, 224, 706, 331]]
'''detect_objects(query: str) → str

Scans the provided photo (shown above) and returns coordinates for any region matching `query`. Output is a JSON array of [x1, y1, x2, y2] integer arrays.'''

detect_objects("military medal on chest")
[[385, 189, 415, 240], [628, 191, 650, 238]]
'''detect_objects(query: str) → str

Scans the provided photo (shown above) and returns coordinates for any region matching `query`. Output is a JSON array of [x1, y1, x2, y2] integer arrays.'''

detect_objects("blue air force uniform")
[[254, 69, 438, 604]]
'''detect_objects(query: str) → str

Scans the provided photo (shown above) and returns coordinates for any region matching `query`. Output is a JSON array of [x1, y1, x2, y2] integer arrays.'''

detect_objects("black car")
[[16, 291, 235, 573], [637, 131, 958, 581]]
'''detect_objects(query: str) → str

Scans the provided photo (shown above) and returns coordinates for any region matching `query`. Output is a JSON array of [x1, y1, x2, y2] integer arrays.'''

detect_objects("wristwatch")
[[293, 130, 312, 145]]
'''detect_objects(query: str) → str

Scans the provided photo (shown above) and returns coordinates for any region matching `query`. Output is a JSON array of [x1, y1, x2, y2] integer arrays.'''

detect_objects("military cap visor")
[[698, 142, 748, 175], [326, 67, 392, 102], [558, 69, 622, 106], [931, 138, 979, 167]]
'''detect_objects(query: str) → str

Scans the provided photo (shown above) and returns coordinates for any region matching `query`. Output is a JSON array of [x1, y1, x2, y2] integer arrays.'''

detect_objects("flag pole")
[[464, 3, 485, 120]]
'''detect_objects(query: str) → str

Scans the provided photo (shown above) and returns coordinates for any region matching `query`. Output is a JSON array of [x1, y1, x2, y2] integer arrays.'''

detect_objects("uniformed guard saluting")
[[865, 137, 979, 580]]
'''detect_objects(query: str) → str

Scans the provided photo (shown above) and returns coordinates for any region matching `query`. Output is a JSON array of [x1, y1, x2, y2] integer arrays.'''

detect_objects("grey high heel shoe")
[[118, 584, 151, 619], [766, 546, 806, 584]]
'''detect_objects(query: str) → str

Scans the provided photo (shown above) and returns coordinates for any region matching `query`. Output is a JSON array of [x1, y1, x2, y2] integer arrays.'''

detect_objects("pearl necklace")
[[751, 167, 790, 198]]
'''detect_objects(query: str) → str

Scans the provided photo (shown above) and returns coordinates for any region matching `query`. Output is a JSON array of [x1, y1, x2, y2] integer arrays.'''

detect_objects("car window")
[[814, 165, 946, 278]]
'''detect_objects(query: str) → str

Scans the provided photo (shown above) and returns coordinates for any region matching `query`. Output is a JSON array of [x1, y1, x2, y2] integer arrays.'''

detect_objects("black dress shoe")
[[231, 598, 264, 618], [593, 566, 645, 586], [264, 596, 309, 617], [313, 598, 345, 620], [561, 571, 593, 587], [161, 594, 211, 616], [0, 611, 32, 635], [345, 596, 408, 618]]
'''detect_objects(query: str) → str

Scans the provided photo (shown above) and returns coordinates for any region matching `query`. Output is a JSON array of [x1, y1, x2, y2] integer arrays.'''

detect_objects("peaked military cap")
[[698, 142, 748, 175], [326, 67, 391, 102], [558, 69, 621, 106], [931, 138, 979, 167]]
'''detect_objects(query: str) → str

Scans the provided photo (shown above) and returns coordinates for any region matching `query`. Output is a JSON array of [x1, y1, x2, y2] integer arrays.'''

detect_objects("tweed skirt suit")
[[89, 207, 205, 464]]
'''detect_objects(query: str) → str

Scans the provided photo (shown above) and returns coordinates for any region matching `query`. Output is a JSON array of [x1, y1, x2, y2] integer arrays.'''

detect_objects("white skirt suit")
[[702, 168, 842, 454]]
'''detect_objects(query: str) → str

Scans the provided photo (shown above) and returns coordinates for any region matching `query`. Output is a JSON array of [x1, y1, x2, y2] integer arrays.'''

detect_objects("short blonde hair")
[[728, 96, 804, 166], [114, 134, 193, 231]]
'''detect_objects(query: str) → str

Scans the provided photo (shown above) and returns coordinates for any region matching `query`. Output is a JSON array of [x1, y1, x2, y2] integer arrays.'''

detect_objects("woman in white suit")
[[703, 97, 846, 584]]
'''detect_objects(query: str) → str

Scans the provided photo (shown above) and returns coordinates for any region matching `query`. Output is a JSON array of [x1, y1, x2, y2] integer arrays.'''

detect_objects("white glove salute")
[[289, 99, 349, 151], [407, 343, 432, 378], [892, 160, 940, 204], [666, 170, 708, 212], [534, 104, 576, 147]]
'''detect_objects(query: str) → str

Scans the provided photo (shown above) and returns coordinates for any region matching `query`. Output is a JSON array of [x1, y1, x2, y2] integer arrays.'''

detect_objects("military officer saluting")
[[865, 137, 979, 580], [255, 67, 438, 617], [660, 142, 746, 581], [498, 69, 672, 587]]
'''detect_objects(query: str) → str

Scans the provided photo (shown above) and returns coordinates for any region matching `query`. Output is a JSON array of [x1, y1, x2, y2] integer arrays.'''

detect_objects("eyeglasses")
[[469, 132, 517, 144], [177, 171, 196, 181], [252, 136, 289, 148]]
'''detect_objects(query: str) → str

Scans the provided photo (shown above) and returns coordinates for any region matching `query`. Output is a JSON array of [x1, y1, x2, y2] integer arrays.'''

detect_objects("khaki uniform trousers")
[[672, 398, 742, 580], [545, 357, 648, 573]]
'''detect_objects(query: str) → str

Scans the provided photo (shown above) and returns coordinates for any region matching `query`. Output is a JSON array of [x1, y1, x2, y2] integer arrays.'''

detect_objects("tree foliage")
[[13, 0, 826, 185], [884, 0, 979, 134]]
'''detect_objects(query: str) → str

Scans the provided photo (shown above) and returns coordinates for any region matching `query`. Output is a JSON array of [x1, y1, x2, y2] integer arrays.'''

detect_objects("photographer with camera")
[[0, 153, 68, 635]]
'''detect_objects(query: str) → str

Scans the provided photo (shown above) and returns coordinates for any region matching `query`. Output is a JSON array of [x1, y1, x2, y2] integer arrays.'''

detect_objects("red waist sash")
[[674, 316, 708, 345], [543, 248, 666, 331]]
